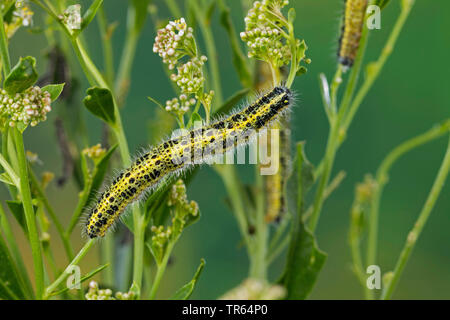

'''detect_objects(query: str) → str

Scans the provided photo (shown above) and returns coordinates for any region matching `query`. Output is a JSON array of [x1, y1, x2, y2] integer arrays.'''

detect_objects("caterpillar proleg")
[[86, 86, 293, 238], [338, 0, 368, 67]]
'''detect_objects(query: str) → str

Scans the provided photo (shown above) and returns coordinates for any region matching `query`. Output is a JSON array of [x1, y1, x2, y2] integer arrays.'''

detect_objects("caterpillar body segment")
[[86, 86, 293, 238]]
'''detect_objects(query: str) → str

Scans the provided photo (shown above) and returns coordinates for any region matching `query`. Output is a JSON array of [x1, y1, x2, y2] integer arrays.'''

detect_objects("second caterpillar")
[[86, 86, 293, 238]]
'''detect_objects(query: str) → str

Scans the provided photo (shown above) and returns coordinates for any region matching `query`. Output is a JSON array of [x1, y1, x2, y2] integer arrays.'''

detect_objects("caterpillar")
[[264, 119, 291, 223], [85, 86, 293, 238], [338, 0, 368, 68]]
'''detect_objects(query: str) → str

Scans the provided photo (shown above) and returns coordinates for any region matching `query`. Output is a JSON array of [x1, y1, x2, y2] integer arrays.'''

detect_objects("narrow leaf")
[[4, 56, 38, 95], [131, 0, 151, 32], [170, 259, 205, 300], [81, 0, 104, 31], [218, 1, 252, 88], [0, 234, 26, 299], [214, 88, 249, 116], [83, 87, 116, 125], [50, 263, 109, 297], [280, 143, 327, 299], [0, 172, 14, 186], [42, 83, 65, 101]]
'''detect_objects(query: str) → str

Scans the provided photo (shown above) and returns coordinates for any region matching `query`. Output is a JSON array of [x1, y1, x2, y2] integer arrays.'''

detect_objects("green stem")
[[0, 6, 11, 77], [35, 1, 148, 294], [114, 3, 141, 103], [365, 120, 450, 299], [0, 203, 35, 299], [132, 214, 145, 294], [381, 134, 450, 299], [285, 24, 297, 88], [66, 176, 93, 235], [44, 239, 95, 299], [97, 6, 115, 88], [13, 128, 45, 299], [191, 0, 223, 108], [214, 165, 252, 254], [148, 241, 175, 299]]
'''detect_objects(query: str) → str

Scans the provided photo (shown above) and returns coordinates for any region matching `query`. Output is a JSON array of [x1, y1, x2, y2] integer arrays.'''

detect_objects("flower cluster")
[[167, 179, 199, 217], [153, 18, 212, 120], [85, 281, 136, 300], [3, 1, 33, 38], [240, 0, 292, 68], [170, 56, 207, 94], [150, 180, 199, 263], [219, 278, 286, 300], [153, 18, 195, 70], [0, 86, 52, 129], [82, 143, 106, 161]]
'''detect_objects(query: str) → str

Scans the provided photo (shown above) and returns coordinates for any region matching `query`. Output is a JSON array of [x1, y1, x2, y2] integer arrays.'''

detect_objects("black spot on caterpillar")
[[85, 86, 293, 238], [338, 0, 368, 67]]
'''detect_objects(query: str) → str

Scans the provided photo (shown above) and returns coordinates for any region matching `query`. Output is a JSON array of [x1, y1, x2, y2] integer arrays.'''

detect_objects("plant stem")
[[381, 134, 450, 299], [44, 239, 95, 299], [13, 128, 45, 299], [364, 120, 450, 299], [148, 241, 175, 299], [97, 6, 115, 88], [66, 175, 93, 235], [114, 3, 142, 103], [28, 165, 74, 261], [214, 165, 252, 254], [0, 6, 11, 78], [0, 203, 35, 299], [132, 214, 145, 294], [191, 0, 223, 109]]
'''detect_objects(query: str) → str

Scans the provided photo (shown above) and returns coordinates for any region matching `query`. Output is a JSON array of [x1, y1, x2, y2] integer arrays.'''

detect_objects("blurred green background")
[[2, 0, 449, 299]]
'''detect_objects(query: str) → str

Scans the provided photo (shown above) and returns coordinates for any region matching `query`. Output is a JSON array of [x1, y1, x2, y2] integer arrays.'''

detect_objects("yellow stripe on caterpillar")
[[338, 0, 368, 67], [86, 86, 293, 238], [264, 119, 291, 223]]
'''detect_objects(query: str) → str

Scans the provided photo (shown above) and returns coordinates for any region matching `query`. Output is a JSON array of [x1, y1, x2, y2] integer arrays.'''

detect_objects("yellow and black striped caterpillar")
[[264, 119, 291, 223], [338, 0, 368, 67], [86, 86, 293, 238]]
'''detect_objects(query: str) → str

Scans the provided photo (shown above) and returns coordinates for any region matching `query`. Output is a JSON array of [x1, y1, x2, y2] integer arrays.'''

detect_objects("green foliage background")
[[2, 0, 449, 299]]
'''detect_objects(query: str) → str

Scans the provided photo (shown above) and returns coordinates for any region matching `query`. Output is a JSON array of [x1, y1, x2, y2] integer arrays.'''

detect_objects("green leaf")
[[80, 0, 104, 31], [214, 88, 250, 116], [280, 142, 327, 299], [83, 87, 116, 125], [170, 259, 205, 299], [0, 172, 14, 186], [6, 200, 28, 235], [0, 234, 27, 299], [4, 56, 38, 95], [218, 1, 252, 88], [42, 83, 65, 101], [49, 263, 109, 297]]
